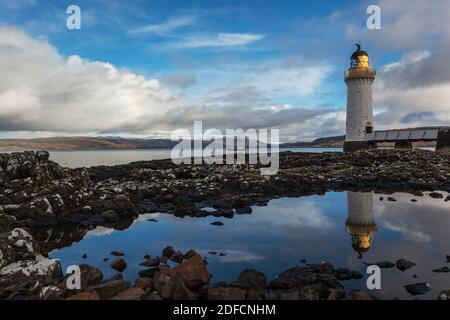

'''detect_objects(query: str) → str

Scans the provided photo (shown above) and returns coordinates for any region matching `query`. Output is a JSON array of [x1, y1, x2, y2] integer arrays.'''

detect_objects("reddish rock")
[[347, 290, 376, 300], [154, 273, 175, 299], [90, 279, 130, 299], [110, 258, 127, 272], [110, 287, 147, 300], [66, 291, 100, 300], [174, 254, 210, 289]]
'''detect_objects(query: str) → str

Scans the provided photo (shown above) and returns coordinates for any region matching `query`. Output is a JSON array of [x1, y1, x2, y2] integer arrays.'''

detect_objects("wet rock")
[[387, 197, 397, 202], [208, 251, 217, 255], [172, 276, 195, 300], [154, 273, 175, 299], [100, 210, 119, 222], [183, 249, 197, 260], [140, 257, 160, 268], [162, 246, 175, 258], [90, 279, 130, 299], [346, 290, 376, 300], [210, 221, 224, 226], [404, 282, 431, 296], [170, 251, 183, 263], [396, 258, 416, 272], [446, 255, 450, 263], [364, 260, 395, 268], [174, 254, 210, 289], [110, 287, 147, 300], [207, 287, 245, 300], [81, 254, 87, 259], [66, 291, 100, 300], [135, 277, 153, 290], [110, 258, 127, 272], [110, 251, 125, 257], [138, 268, 158, 279], [236, 269, 268, 288], [429, 192, 443, 199], [432, 266, 450, 273]]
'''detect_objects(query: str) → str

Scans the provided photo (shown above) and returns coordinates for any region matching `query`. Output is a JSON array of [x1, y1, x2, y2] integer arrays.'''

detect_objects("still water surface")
[[49, 191, 450, 300], [48, 148, 342, 168]]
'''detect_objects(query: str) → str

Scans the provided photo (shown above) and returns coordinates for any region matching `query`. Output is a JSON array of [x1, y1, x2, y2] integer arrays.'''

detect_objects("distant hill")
[[0, 137, 179, 151], [1, 126, 448, 151]]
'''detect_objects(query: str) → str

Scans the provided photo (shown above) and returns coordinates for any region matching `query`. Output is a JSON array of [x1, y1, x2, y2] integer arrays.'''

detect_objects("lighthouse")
[[344, 44, 376, 152], [345, 191, 376, 258]]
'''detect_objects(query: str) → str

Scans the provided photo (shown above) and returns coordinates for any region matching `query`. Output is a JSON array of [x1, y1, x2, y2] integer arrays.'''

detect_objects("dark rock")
[[162, 246, 175, 258], [183, 249, 197, 260], [89, 279, 130, 299], [210, 221, 224, 226], [81, 254, 87, 259], [138, 268, 158, 279], [111, 251, 125, 257], [154, 273, 175, 299], [346, 290, 376, 300], [429, 192, 443, 199], [396, 258, 416, 272], [432, 266, 450, 273], [387, 197, 397, 202], [404, 282, 431, 296], [110, 258, 127, 272], [208, 251, 218, 255], [140, 257, 160, 268], [66, 291, 100, 300], [170, 250, 183, 263], [100, 210, 119, 222], [236, 269, 268, 288], [110, 287, 147, 300]]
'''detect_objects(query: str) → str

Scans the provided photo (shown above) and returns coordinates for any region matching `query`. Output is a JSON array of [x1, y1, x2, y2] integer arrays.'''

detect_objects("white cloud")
[[0, 25, 178, 134], [0, 25, 339, 140], [176, 33, 265, 48], [128, 15, 196, 35]]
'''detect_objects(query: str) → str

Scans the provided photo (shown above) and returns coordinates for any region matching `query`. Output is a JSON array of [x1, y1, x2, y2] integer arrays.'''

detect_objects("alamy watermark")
[[171, 121, 279, 175], [367, 5, 381, 30], [66, 5, 81, 30]]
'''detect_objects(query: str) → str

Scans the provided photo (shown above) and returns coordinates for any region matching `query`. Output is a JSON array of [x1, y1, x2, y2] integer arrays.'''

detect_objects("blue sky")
[[0, 0, 449, 141]]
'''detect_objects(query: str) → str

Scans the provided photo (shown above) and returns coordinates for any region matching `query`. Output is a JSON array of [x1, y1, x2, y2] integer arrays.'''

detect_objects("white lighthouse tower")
[[344, 44, 376, 152], [345, 191, 376, 258]]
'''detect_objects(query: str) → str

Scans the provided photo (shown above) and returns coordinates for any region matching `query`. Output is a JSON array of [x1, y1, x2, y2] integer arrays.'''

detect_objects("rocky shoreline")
[[2, 149, 450, 300]]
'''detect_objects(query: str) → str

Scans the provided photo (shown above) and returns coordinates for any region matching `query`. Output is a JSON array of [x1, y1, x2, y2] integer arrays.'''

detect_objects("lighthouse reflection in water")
[[346, 191, 376, 259]]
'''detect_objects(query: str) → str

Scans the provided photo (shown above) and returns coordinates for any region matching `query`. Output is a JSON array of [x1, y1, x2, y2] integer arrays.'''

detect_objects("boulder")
[[140, 257, 160, 268], [396, 258, 416, 272], [236, 269, 268, 288], [154, 273, 175, 299], [66, 291, 100, 300], [170, 251, 183, 263], [90, 279, 130, 299], [174, 254, 210, 289], [100, 210, 119, 222], [346, 290, 376, 300], [110, 258, 127, 272], [432, 266, 449, 273], [162, 246, 175, 258], [404, 282, 431, 296], [110, 287, 147, 300]]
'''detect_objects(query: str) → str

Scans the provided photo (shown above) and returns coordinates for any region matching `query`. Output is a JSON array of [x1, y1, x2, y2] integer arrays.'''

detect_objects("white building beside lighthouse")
[[344, 44, 376, 152]]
